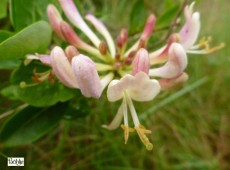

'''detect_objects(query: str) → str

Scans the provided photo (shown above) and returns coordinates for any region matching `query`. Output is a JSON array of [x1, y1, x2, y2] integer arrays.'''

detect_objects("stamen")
[[188, 37, 225, 54], [135, 125, 153, 151], [125, 93, 153, 150], [32, 69, 52, 83], [121, 124, 135, 144]]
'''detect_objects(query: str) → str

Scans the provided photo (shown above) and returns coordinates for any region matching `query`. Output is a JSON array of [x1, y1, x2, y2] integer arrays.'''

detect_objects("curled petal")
[[159, 72, 188, 91], [179, 2, 200, 50], [72, 55, 102, 98], [58, 0, 100, 47], [149, 33, 180, 65], [50, 46, 78, 88], [86, 14, 116, 57], [132, 48, 150, 75], [102, 103, 124, 130], [149, 43, 188, 79], [107, 72, 160, 102], [47, 4, 64, 39]]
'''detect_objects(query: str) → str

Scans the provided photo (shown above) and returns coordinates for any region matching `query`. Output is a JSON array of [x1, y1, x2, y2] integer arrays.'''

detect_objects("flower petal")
[[149, 43, 187, 79], [72, 54, 102, 98], [107, 72, 160, 102], [50, 46, 78, 88], [159, 72, 188, 91], [132, 48, 150, 75], [179, 3, 200, 50], [102, 103, 124, 130]]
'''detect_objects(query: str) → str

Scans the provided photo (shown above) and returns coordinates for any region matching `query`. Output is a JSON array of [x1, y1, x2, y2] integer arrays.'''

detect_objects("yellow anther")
[[121, 124, 135, 144], [135, 125, 153, 151], [194, 37, 225, 54]]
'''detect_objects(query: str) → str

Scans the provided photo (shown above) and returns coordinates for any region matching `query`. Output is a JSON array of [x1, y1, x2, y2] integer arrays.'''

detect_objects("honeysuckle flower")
[[22, 0, 222, 150], [104, 72, 161, 150], [149, 2, 224, 61], [179, 2, 200, 50]]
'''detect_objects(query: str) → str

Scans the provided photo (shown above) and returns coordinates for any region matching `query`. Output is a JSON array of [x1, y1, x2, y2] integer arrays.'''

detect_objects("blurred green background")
[[0, 0, 229, 169]]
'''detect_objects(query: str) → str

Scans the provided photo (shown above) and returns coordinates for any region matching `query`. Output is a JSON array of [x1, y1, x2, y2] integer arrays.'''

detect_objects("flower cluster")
[[27, 0, 224, 150]]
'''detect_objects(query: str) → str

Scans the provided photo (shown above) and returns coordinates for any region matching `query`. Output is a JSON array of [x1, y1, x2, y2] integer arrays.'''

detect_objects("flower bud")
[[128, 50, 136, 58], [116, 36, 123, 49], [141, 14, 156, 41], [124, 57, 132, 65], [72, 55, 102, 98], [65, 45, 80, 62], [138, 39, 146, 49], [120, 28, 128, 44], [99, 41, 108, 55], [60, 21, 84, 47], [115, 53, 121, 60], [47, 4, 64, 39], [132, 48, 150, 75]]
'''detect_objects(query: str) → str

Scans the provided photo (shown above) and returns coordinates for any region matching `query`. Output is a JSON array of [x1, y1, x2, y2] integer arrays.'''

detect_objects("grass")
[[0, 0, 230, 169]]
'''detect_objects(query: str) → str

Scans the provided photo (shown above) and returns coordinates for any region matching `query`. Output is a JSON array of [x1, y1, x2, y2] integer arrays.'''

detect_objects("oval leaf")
[[0, 21, 52, 69]]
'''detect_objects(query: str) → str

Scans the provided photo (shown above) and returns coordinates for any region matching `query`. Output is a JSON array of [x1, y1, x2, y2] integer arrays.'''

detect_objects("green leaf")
[[9, 0, 36, 31], [0, 21, 52, 69], [129, 0, 148, 34], [156, 4, 180, 29], [0, 0, 7, 19], [0, 85, 20, 100], [0, 30, 14, 43], [10, 62, 77, 107], [0, 103, 68, 147]]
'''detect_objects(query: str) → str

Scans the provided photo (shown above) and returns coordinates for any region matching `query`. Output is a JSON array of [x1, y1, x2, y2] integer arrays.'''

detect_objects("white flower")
[[103, 72, 160, 150]]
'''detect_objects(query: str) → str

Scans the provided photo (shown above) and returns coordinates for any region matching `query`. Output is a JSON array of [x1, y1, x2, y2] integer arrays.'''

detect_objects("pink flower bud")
[[47, 4, 64, 39], [141, 14, 156, 41], [99, 41, 108, 55], [65, 45, 80, 62], [72, 55, 102, 98], [60, 21, 85, 47], [116, 36, 123, 49], [132, 48, 150, 75], [120, 28, 128, 44]]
